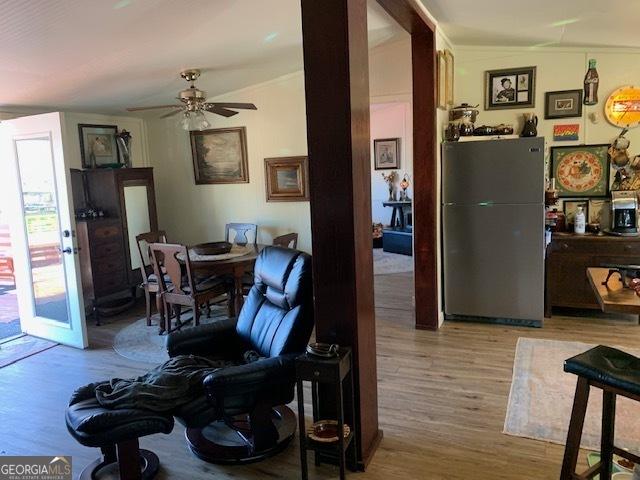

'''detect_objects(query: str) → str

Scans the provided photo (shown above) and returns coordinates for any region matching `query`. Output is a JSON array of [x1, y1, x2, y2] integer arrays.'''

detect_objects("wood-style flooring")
[[1, 271, 639, 479]]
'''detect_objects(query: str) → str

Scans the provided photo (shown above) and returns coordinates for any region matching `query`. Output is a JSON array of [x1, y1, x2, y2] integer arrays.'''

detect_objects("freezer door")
[[442, 137, 544, 205], [443, 203, 545, 321]]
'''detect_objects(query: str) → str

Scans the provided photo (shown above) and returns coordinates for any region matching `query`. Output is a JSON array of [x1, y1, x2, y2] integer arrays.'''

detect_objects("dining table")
[[186, 242, 266, 316]]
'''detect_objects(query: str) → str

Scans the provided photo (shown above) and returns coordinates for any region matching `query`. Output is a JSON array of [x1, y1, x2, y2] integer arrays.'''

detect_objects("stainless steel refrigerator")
[[442, 137, 545, 326]]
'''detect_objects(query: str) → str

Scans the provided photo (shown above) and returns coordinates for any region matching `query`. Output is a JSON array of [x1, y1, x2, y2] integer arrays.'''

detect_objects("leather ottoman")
[[66, 382, 174, 480]]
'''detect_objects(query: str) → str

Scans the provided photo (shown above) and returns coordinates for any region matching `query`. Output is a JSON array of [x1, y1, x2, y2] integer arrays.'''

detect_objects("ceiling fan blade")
[[205, 106, 239, 117], [208, 102, 257, 110], [126, 104, 182, 112], [160, 109, 182, 119]]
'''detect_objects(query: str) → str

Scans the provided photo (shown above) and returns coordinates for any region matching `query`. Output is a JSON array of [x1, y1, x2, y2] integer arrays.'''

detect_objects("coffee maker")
[[610, 191, 639, 235]]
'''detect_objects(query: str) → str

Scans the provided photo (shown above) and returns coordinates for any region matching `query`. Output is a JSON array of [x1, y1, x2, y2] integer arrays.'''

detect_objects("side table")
[[295, 347, 357, 480]]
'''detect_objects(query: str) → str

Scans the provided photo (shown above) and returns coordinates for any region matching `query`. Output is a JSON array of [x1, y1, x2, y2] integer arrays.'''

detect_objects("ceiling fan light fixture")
[[180, 112, 192, 131]]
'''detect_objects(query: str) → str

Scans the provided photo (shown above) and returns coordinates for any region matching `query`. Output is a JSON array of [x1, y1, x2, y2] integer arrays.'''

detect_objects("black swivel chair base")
[[185, 405, 297, 465], [78, 439, 160, 480]]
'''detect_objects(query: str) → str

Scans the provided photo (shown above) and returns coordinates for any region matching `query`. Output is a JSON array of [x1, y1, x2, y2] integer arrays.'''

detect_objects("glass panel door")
[[1, 112, 88, 348], [16, 138, 70, 324]]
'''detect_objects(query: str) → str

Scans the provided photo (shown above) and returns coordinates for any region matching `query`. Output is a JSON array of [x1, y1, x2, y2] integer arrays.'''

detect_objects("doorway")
[[1, 113, 88, 349]]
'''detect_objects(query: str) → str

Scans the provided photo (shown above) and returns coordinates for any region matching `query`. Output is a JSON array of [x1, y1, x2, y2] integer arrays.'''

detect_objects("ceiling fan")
[[127, 69, 257, 130]]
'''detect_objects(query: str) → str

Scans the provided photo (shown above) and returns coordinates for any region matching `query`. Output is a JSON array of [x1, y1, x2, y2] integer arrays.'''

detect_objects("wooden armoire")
[[70, 168, 158, 322]]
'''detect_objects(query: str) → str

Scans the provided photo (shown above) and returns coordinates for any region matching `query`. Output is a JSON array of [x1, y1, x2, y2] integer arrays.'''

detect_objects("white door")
[[1, 112, 88, 348]]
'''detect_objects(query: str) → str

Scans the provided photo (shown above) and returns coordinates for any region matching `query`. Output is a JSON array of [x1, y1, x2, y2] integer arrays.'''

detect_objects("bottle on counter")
[[583, 59, 599, 105], [574, 206, 586, 234]]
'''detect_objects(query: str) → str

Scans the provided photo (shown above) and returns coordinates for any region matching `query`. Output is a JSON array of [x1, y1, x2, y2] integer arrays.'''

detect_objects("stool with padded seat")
[[66, 382, 174, 480], [560, 345, 640, 480]]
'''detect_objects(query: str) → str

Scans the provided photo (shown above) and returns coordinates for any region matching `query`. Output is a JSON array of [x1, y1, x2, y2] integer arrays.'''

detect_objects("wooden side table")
[[295, 347, 357, 480]]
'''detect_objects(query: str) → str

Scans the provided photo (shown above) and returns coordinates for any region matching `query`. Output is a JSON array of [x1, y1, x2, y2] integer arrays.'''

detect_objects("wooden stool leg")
[[117, 438, 142, 480], [560, 377, 590, 480], [601, 390, 616, 480]]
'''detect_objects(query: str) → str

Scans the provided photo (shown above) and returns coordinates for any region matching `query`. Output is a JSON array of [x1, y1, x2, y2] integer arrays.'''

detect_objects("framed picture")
[[190, 127, 249, 184], [437, 51, 447, 109], [78, 124, 119, 168], [444, 49, 455, 106], [264, 156, 309, 202], [545, 90, 583, 119], [485, 66, 536, 110], [374, 138, 400, 170], [550, 144, 610, 198], [589, 199, 607, 224], [563, 200, 589, 225]]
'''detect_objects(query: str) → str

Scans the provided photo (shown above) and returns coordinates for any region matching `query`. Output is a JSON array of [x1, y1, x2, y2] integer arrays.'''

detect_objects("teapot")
[[520, 113, 538, 137]]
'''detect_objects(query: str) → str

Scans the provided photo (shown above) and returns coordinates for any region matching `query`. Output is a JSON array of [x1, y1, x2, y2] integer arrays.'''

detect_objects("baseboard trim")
[[444, 314, 543, 328]]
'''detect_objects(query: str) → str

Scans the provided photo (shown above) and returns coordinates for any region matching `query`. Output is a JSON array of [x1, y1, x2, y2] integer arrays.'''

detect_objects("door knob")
[[60, 247, 73, 254]]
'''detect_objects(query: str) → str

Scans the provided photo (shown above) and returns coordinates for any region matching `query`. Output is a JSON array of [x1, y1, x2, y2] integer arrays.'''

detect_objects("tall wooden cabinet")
[[71, 168, 158, 322]]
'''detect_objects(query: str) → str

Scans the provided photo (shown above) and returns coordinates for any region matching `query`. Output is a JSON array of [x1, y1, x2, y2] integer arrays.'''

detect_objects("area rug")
[[373, 249, 413, 275], [113, 306, 228, 364], [504, 337, 640, 451], [0, 335, 58, 368]]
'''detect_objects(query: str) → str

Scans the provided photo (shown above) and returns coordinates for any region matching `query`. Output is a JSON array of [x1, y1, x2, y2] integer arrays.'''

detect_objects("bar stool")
[[560, 345, 640, 480]]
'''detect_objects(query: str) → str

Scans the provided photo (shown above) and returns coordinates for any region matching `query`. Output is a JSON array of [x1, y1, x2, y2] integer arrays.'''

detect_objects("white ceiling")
[[420, 0, 640, 48], [0, 0, 403, 113]]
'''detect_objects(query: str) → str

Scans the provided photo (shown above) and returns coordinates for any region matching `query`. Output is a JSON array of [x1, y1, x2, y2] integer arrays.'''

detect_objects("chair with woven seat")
[[149, 243, 231, 334], [560, 345, 640, 480], [225, 223, 258, 245], [136, 231, 169, 329]]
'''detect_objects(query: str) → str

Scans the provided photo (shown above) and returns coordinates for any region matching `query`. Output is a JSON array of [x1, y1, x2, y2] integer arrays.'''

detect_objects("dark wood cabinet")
[[545, 232, 640, 317], [71, 168, 158, 321]]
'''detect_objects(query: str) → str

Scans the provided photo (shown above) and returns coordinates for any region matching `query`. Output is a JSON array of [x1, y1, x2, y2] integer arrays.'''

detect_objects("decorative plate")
[[191, 242, 232, 256], [551, 145, 610, 197], [307, 420, 350, 443]]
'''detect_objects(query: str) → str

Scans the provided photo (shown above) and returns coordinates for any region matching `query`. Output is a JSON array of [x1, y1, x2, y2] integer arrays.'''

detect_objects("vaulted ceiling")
[[420, 0, 640, 48], [0, 0, 403, 113]]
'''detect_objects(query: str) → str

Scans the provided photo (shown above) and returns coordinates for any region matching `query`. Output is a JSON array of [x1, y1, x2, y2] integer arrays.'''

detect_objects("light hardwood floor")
[[1, 272, 639, 479]]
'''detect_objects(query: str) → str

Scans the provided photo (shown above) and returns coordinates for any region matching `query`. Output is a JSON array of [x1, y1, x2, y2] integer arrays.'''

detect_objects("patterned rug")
[[373, 249, 413, 275], [504, 337, 640, 451], [113, 306, 228, 364]]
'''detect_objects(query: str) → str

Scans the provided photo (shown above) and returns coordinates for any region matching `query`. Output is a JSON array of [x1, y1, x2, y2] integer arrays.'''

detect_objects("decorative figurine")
[[381, 171, 397, 201], [399, 174, 411, 201], [115, 129, 132, 167]]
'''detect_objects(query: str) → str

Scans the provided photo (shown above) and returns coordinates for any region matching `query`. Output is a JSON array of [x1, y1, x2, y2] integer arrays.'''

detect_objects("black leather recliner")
[[166, 246, 314, 464]]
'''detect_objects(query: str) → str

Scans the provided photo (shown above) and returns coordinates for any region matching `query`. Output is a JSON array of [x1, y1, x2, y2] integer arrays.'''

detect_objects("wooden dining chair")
[[273, 233, 298, 249], [149, 243, 231, 334], [225, 223, 258, 245], [136, 230, 168, 327]]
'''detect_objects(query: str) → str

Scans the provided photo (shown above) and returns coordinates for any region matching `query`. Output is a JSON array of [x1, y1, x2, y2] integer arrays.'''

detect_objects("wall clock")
[[605, 85, 640, 128]]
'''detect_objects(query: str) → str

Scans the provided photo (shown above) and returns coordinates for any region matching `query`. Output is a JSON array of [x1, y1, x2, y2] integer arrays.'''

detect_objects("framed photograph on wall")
[[190, 127, 249, 184], [78, 124, 119, 168], [264, 156, 309, 202], [437, 51, 447, 109], [563, 199, 589, 226], [444, 49, 455, 106], [374, 138, 400, 170], [485, 66, 536, 110], [545, 90, 583, 119], [550, 144, 610, 198]]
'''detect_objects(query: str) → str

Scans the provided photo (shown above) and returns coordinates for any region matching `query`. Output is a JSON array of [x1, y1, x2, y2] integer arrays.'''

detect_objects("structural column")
[[301, 0, 381, 467]]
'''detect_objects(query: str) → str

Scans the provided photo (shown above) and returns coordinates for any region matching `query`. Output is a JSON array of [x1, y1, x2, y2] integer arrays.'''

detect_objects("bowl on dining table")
[[191, 241, 233, 256]]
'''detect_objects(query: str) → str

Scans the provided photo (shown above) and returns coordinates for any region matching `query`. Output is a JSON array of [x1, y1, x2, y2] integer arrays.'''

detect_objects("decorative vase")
[[520, 113, 538, 137], [388, 187, 395, 202]]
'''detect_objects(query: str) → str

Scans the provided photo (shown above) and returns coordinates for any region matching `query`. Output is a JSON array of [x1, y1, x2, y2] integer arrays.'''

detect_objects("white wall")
[[147, 72, 312, 250], [370, 102, 413, 225], [455, 47, 640, 162]]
